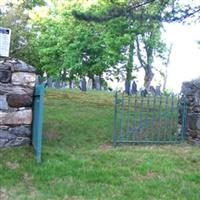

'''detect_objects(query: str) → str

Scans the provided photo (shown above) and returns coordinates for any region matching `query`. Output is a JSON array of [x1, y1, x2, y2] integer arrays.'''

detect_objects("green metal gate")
[[32, 84, 45, 163], [113, 92, 187, 145]]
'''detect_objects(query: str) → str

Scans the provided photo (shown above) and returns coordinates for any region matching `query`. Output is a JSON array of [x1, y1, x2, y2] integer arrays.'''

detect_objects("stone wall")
[[0, 58, 36, 147], [181, 78, 200, 145]]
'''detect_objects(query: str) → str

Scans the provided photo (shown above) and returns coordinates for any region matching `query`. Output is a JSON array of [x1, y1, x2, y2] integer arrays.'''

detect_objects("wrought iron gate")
[[32, 84, 45, 163], [113, 92, 187, 145]]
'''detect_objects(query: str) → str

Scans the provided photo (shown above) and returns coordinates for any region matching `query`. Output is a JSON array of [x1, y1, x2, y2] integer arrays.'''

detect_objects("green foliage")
[[29, 1, 132, 79], [0, 0, 171, 86], [0, 0, 45, 69], [1, 0, 198, 87]]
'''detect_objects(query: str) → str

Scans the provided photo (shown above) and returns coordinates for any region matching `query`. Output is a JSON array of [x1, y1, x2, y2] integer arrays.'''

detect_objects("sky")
[[131, 22, 200, 94], [163, 22, 200, 93]]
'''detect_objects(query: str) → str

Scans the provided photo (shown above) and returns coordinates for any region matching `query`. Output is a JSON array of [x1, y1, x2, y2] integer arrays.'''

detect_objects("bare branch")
[[136, 36, 146, 68]]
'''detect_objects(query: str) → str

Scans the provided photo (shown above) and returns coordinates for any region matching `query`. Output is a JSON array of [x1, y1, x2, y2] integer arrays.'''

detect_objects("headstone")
[[55, 80, 61, 88], [87, 79, 93, 90], [141, 89, 148, 97], [131, 81, 137, 94], [149, 86, 156, 96], [155, 85, 161, 96], [69, 80, 74, 89], [80, 78, 87, 91], [47, 77, 53, 88], [95, 76, 101, 90], [62, 82, 67, 88]]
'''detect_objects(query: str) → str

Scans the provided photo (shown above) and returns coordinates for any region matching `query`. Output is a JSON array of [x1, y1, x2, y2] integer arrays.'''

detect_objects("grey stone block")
[[0, 95, 8, 110], [0, 69, 11, 83], [9, 125, 31, 137]]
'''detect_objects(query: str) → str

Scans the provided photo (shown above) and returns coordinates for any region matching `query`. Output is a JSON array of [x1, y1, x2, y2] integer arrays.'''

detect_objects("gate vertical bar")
[[151, 95, 157, 141], [113, 92, 118, 146], [145, 95, 150, 141], [138, 95, 144, 142], [119, 92, 125, 143], [169, 95, 175, 142], [125, 94, 131, 141], [164, 95, 169, 141], [157, 95, 162, 142], [131, 93, 138, 142], [181, 96, 188, 140], [32, 84, 44, 163]]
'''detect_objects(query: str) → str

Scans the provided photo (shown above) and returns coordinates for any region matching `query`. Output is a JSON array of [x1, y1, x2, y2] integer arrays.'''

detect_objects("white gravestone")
[[0, 27, 11, 57]]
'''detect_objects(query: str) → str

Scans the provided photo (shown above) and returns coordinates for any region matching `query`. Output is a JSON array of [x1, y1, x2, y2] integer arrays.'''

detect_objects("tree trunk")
[[88, 74, 95, 89], [61, 68, 66, 87], [92, 76, 96, 90], [125, 42, 134, 94], [47, 77, 53, 88], [144, 67, 154, 91], [163, 44, 173, 91], [125, 80, 131, 94]]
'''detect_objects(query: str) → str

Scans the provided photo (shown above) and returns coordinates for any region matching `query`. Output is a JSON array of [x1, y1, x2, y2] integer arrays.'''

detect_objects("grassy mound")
[[0, 89, 200, 200]]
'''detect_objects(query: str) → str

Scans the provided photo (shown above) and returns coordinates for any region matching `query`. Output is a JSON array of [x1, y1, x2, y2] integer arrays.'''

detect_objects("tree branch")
[[72, 0, 200, 23], [72, 0, 156, 22], [136, 36, 146, 68]]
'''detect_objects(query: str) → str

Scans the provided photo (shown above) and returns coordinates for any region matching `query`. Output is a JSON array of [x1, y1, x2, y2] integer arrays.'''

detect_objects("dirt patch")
[[146, 171, 155, 177], [63, 195, 85, 200], [46, 93, 69, 99], [0, 187, 9, 200], [99, 144, 113, 150], [44, 130, 59, 140], [6, 161, 19, 170]]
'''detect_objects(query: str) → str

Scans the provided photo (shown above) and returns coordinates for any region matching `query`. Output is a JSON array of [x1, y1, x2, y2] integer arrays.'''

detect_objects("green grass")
[[0, 89, 200, 200]]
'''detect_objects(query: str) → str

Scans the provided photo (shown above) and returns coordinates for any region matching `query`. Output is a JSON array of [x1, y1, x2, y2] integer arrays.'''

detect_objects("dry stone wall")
[[181, 79, 200, 145], [0, 58, 36, 147]]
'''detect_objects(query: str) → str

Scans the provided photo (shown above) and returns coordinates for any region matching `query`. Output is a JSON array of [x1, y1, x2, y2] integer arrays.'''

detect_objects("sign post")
[[0, 27, 11, 57]]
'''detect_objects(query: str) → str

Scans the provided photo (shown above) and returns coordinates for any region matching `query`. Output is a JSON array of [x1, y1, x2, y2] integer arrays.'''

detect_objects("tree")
[[73, 0, 171, 92], [162, 44, 173, 91], [73, 0, 200, 23], [29, 0, 133, 90], [72, 0, 200, 92], [0, 0, 45, 68], [135, 20, 167, 90]]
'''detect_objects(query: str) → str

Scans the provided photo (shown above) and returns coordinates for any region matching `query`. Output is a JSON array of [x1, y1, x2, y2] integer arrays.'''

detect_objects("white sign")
[[0, 27, 11, 57]]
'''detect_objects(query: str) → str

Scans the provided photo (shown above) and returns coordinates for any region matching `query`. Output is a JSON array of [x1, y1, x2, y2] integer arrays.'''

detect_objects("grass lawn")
[[0, 89, 200, 200]]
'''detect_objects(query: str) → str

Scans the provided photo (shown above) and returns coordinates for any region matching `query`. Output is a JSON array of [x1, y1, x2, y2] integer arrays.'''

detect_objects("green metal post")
[[32, 84, 45, 163], [113, 92, 118, 146], [119, 93, 125, 143], [181, 96, 188, 140], [125, 94, 131, 141]]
